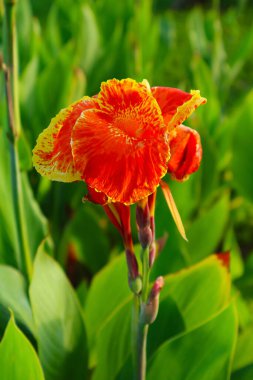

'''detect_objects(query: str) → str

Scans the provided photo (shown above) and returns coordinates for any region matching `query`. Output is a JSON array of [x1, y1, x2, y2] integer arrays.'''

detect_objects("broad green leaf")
[[0, 316, 45, 380], [29, 251, 88, 380], [148, 255, 231, 355], [232, 324, 253, 378], [0, 130, 47, 269], [147, 303, 237, 380], [21, 173, 48, 259], [87, 254, 231, 378], [186, 194, 229, 263], [92, 301, 132, 380], [231, 91, 253, 203], [85, 254, 130, 365], [0, 265, 35, 335]]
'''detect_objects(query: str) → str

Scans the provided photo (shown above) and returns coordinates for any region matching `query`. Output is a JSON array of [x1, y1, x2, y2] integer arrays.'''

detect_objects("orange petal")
[[83, 186, 108, 205], [152, 87, 206, 130], [72, 79, 170, 204], [167, 124, 202, 181], [32, 97, 96, 182], [160, 180, 187, 241]]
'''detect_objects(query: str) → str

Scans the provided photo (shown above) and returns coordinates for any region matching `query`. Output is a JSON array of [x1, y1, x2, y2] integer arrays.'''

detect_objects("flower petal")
[[83, 186, 108, 205], [72, 79, 170, 204], [160, 180, 187, 241], [167, 124, 202, 181], [152, 87, 206, 129], [32, 97, 96, 182]]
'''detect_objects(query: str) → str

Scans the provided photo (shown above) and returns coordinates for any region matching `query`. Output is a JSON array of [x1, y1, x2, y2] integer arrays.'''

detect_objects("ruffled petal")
[[72, 79, 170, 204], [167, 125, 202, 181], [32, 97, 96, 182], [152, 87, 206, 130]]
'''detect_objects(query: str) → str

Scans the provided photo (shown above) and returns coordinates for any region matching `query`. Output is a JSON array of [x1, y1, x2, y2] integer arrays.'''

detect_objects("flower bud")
[[138, 226, 153, 249], [140, 276, 164, 325], [129, 275, 142, 295], [125, 248, 139, 279], [136, 203, 150, 229]]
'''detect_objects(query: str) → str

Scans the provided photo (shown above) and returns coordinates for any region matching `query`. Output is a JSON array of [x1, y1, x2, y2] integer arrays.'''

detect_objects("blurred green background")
[[0, 0, 253, 379]]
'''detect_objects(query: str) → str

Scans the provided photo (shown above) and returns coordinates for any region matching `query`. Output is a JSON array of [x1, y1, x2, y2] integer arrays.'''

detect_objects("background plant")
[[0, 0, 253, 379]]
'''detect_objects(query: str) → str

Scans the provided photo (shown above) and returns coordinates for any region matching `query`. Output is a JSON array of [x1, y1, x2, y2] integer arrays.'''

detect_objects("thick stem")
[[136, 322, 148, 380], [132, 296, 149, 380], [132, 295, 140, 377], [3, 0, 33, 280], [132, 245, 150, 380]]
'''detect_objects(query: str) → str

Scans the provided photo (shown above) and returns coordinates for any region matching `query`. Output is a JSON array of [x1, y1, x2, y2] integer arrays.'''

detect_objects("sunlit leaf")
[[147, 303, 237, 380], [0, 316, 45, 380], [29, 250, 88, 380]]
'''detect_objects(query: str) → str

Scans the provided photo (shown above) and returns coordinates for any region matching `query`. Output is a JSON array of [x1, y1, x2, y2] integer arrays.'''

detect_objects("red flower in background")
[[33, 78, 206, 206]]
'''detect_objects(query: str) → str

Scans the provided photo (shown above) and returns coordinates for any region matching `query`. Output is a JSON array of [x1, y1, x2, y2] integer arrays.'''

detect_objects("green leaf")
[[59, 204, 110, 274], [232, 365, 253, 380], [29, 250, 88, 380], [86, 254, 231, 378], [92, 301, 132, 380], [232, 324, 253, 378], [85, 254, 130, 366], [0, 130, 19, 268], [186, 194, 229, 263], [17, 130, 32, 171], [21, 173, 48, 259], [77, 5, 100, 72], [147, 303, 237, 380], [0, 265, 35, 335], [0, 316, 45, 380], [231, 91, 253, 203], [148, 254, 231, 355], [0, 129, 48, 269]]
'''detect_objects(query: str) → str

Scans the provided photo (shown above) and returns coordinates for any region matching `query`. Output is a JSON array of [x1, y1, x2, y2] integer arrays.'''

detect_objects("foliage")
[[0, 0, 253, 379]]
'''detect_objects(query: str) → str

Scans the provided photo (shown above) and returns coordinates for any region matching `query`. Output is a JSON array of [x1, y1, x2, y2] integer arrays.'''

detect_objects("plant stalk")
[[132, 246, 150, 380], [3, 0, 33, 281]]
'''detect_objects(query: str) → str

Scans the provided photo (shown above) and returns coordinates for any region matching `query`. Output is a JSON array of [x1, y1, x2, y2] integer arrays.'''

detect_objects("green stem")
[[141, 246, 150, 302], [132, 246, 150, 380], [132, 295, 140, 377], [136, 322, 148, 380], [3, 0, 33, 281]]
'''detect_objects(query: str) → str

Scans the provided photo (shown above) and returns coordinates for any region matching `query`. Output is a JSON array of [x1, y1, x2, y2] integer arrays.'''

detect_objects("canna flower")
[[33, 78, 206, 290], [33, 78, 206, 207]]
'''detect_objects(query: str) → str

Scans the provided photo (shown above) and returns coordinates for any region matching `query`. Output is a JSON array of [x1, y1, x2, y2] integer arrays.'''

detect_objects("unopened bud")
[[125, 248, 139, 279], [138, 226, 153, 249], [129, 275, 142, 295], [140, 276, 164, 324], [136, 203, 150, 229]]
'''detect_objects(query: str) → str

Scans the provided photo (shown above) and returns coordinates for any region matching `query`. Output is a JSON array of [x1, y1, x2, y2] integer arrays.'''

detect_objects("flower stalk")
[[132, 198, 164, 380], [3, 0, 33, 281]]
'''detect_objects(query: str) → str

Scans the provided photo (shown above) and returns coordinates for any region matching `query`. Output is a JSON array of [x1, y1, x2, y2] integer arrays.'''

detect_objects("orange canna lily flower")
[[33, 78, 206, 206]]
